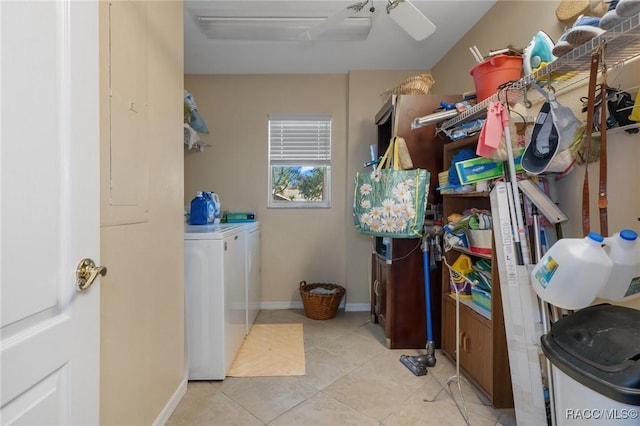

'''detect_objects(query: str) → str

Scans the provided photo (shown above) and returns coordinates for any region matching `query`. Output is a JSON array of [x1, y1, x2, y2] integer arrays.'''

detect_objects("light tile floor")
[[167, 309, 517, 426]]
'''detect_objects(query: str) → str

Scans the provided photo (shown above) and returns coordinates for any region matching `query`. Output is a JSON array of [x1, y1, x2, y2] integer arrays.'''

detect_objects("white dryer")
[[242, 222, 261, 333]]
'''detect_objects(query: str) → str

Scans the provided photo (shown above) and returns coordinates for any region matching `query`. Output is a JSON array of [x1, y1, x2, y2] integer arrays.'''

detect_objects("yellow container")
[[450, 254, 473, 298]]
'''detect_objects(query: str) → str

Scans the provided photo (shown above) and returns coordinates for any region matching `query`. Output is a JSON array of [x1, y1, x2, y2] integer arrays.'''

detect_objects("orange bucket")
[[470, 55, 523, 101]]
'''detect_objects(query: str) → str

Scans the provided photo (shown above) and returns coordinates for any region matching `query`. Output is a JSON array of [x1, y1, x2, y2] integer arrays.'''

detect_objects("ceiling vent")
[[196, 16, 372, 41]]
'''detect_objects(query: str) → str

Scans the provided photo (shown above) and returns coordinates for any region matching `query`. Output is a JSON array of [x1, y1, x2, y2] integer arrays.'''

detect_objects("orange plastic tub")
[[470, 55, 523, 101]]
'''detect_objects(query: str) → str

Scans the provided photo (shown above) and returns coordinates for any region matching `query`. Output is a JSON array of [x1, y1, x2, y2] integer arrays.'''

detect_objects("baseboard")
[[259, 301, 369, 312], [344, 303, 369, 312], [152, 371, 188, 426]]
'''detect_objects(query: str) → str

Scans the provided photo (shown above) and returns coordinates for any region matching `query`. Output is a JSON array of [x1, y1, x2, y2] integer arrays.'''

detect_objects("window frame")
[[267, 113, 332, 209]]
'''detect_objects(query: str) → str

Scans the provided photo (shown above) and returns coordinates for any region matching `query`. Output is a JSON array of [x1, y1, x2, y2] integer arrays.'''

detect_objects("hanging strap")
[[377, 141, 394, 171], [598, 60, 608, 237], [389, 95, 402, 170], [377, 137, 403, 171], [581, 49, 601, 237]]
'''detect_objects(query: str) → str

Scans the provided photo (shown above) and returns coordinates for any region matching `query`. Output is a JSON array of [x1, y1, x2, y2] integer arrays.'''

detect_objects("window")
[[268, 114, 331, 208]]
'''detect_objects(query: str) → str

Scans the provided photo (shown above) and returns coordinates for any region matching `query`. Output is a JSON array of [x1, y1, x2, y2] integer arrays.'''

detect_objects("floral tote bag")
[[353, 138, 430, 238]]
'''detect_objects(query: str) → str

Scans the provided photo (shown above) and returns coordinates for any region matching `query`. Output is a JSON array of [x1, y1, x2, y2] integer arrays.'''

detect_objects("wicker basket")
[[381, 73, 435, 99], [299, 281, 345, 320]]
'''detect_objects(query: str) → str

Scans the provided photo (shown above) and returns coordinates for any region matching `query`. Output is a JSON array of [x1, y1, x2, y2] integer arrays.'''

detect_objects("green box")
[[455, 149, 524, 185], [225, 212, 256, 222]]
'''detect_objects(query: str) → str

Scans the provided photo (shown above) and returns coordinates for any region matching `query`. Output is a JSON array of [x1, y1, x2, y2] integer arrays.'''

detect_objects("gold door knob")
[[76, 258, 107, 291]]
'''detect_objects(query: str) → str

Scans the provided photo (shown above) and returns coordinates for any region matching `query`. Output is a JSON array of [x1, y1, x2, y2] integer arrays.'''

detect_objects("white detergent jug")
[[598, 229, 640, 301], [209, 192, 221, 224], [531, 232, 613, 310]]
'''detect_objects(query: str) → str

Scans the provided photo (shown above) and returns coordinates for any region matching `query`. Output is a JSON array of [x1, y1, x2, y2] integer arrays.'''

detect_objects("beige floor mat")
[[227, 323, 305, 377]]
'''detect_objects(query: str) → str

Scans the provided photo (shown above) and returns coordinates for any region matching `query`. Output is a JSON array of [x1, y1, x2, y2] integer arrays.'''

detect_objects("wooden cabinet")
[[370, 242, 426, 349], [375, 94, 461, 205], [439, 135, 514, 408], [370, 94, 461, 349]]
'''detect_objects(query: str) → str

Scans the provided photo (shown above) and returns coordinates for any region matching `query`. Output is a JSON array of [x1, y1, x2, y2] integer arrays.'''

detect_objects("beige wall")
[[184, 71, 423, 307], [185, 1, 639, 311], [432, 1, 564, 95], [100, 2, 185, 425], [432, 0, 640, 310], [184, 75, 350, 305]]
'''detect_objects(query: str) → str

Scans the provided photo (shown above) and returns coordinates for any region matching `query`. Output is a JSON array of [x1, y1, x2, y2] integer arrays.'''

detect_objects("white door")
[[1, 1, 100, 425]]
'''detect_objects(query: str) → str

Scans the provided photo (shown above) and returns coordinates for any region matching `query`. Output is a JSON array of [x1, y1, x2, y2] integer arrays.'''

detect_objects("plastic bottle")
[[210, 192, 221, 224], [189, 192, 208, 225], [201, 192, 216, 224], [530, 232, 613, 310], [450, 254, 473, 299], [598, 229, 640, 301]]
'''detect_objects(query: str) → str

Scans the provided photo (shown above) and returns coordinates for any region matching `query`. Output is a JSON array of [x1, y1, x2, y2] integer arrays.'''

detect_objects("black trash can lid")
[[541, 303, 640, 406]]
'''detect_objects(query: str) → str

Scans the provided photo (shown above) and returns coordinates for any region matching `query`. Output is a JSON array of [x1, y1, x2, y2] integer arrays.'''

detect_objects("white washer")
[[184, 223, 247, 380]]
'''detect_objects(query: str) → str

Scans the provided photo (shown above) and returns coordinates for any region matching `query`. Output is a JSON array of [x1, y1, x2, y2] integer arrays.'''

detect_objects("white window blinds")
[[268, 114, 331, 165]]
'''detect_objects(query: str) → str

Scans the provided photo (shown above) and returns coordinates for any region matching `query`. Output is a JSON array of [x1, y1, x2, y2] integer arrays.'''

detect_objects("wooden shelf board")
[[451, 246, 492, 260], [441, 190, 491, 198], [447, 293, 492, 321]]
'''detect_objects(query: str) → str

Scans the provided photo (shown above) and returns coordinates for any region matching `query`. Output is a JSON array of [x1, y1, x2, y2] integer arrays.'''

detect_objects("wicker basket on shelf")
[[381, 73, 435, 99], [299, 281, 345, 320]]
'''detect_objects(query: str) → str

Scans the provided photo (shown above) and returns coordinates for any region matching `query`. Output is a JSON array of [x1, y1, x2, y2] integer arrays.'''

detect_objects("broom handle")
[[503, 107, 530, 265]]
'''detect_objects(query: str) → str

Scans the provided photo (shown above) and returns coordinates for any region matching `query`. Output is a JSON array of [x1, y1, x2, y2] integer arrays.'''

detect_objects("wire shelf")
[[439, 12, 640, 132]]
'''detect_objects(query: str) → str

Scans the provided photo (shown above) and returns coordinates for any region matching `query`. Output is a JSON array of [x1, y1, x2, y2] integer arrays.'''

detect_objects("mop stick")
[[502, 104, 531, 265], [532, 206, 558, 426], [504, 179, 524, 265], [425, 257, 471, 426]]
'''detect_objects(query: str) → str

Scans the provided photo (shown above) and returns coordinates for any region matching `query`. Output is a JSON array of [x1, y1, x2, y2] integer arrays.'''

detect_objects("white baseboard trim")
[[344, 303, 369, 312], [153, 370, 188, 426], [259, 301, 369, 312]]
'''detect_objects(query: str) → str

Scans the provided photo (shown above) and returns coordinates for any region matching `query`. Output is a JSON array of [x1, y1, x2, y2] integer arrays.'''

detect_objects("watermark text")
[[566, 408, 639, 421]]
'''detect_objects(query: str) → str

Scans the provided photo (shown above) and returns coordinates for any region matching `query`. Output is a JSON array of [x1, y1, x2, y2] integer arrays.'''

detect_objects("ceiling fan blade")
[[301, 1, 369, 40], [387, 0, 436, 41]]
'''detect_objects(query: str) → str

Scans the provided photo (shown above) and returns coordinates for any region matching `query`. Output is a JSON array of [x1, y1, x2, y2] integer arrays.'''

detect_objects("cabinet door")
[[441, 297, 493, 397], [373, 255, 389, 336], [459, 308, 492, 396], [370, 253, 377, 322], [223, 232, 247, 374], [441, 297, 457, 358]]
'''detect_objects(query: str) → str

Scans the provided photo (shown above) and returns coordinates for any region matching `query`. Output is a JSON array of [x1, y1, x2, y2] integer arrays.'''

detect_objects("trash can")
[[541, 303, 640, 425]]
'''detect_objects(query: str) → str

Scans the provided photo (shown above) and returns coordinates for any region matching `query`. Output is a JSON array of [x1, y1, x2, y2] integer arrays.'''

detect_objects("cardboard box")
[[465, 229, 493, 255], [455, 149, 524, 185]]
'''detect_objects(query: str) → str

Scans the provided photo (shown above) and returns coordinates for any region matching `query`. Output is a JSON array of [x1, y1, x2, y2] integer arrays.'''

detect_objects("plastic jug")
[[189, 192, 209, 225], [209, 192, 221, 224], [201, 192, 216, 224], [531, 232, 613, 310], [598, 229, 640, 301], [450, 254, 473, 298]]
